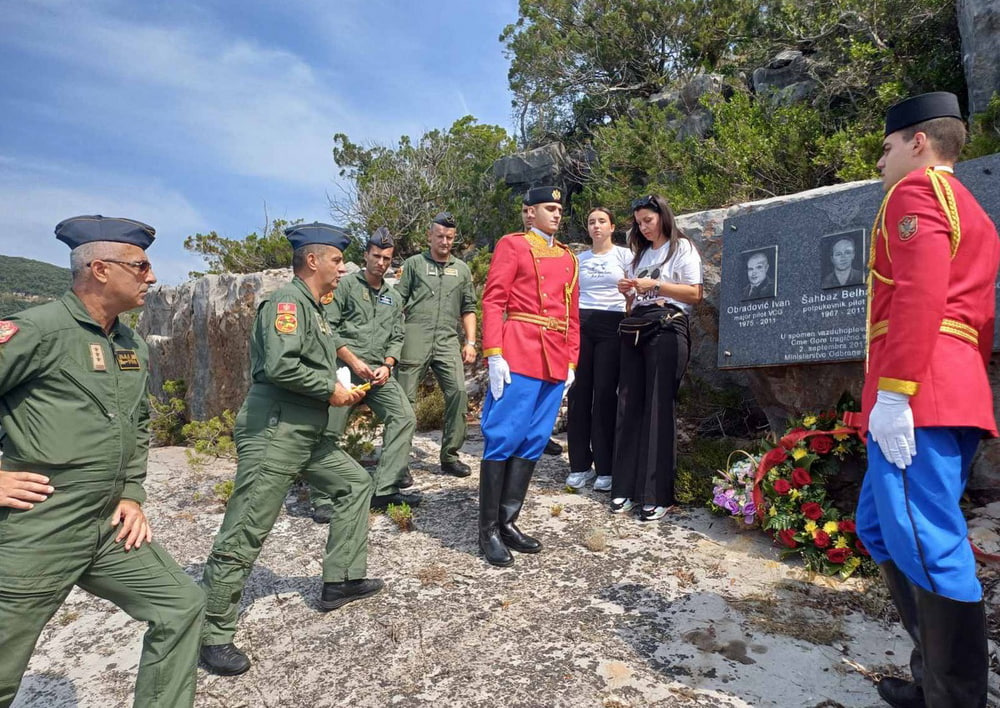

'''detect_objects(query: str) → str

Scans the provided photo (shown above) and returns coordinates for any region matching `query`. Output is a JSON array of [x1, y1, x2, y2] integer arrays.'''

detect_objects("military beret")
[[284, 222, 351, 252], [523, 186, 562, 206], [367, 226, 395, 249], [55, 215, 156, 250], [885, 92, 962, 135], [432, 211, 456, 228]]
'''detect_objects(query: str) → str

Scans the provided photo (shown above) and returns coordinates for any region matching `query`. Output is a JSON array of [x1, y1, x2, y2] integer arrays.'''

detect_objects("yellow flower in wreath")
[[803, 415, 818, 427], [823, 521, 839, 535], [835, 535, 850, 549], [804, 520, 818, 534], [789, 489, 802, 500], [769, 506, 777, 517], [792, 448, 808, 460]]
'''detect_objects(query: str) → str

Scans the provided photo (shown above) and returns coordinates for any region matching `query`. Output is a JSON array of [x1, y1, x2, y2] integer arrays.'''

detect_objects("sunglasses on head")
[[88, 258, 153, 274], [630, 195, 660, 212]]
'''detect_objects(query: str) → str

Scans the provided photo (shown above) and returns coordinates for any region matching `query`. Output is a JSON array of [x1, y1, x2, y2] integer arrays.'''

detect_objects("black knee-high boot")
[[499, 457, 542, 553], [914, 585, 988, 708], [479, 459, 513, 566], [876, 561, 925, 708]]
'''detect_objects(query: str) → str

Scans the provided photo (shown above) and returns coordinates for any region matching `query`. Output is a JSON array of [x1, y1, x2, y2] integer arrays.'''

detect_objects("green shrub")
[[414, 384, 445, 432], [182, 410, 237, 465], [149, 379, 188, 447], [386, 502, 413, 531], [676, 436, 743, 505], [213, 480, 234, 505], [341, 409, 380, 463]]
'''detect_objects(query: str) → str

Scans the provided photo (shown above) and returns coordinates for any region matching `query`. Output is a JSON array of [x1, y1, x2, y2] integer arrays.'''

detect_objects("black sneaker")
[[543, 439, 563, 455], [311, 505, 333, 524], [440, 460, 472, 477], [370, 491, 423, 510], [319, 578, 385, 611], [200, 643, 251, 676]]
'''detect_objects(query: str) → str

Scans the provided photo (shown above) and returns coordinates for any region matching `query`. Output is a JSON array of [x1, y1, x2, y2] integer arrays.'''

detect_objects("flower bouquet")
[[757, 411, 875, 579], [709, 451, 759, 528]]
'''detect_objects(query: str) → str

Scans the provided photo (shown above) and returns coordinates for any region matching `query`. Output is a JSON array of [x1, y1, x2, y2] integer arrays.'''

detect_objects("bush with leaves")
[[149, 379, 188, 447]]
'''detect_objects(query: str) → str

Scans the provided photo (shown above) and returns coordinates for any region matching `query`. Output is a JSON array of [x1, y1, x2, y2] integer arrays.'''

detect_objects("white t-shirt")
[[629, 238, 702, 314], [577, 246, 631, 312]]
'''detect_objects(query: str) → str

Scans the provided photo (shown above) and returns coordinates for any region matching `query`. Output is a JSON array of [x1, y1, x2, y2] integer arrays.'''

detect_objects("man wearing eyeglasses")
[[0, 215, 206, 707], [478, 186, 580, 566]]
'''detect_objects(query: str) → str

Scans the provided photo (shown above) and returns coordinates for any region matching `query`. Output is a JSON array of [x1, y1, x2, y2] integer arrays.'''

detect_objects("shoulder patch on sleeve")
[[897, 215, 918, 241], [275, 311, 298, 334], [0, 320, 19, 344], [277, 302, 297, 314]]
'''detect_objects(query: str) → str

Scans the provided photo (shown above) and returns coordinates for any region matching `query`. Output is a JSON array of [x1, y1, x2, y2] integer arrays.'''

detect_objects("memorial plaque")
[[718, 152, 1000, 368]]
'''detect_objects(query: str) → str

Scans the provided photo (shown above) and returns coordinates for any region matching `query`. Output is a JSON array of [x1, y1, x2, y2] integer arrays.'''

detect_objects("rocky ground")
[[13, 428, 1000, 708]]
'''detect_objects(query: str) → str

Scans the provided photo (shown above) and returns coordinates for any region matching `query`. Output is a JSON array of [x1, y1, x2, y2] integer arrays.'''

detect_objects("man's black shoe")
[[370, 491, 423, 510], [319, 578, 385, 611], [876, 676, 924, 708], [200, 643, 251, 676], [543, 438, 562, 455], [441, 460, 472, 477], [399, 470, 414, 488], [311, 505, 333, 524]]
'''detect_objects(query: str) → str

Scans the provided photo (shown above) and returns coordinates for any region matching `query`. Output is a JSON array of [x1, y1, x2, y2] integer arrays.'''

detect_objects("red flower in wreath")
[[762, 447, 789, 466], [773, 478, 792, 495], [813, 530, 831, 549], [809, 435, 833, 454], [790, 467, 812, 488], [855, 538, 870, 556], [838, 519, 857, 533], [778, 529, 798, 548], [826, 547, 851, 564], [779, 428, 806, 449], [801, 502, 823, 520]]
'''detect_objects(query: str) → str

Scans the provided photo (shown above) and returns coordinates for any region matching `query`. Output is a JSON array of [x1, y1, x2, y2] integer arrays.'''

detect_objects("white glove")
[[868, 390, 916, 469], [564, 368, 575, 393], [488, 355, 511, 400]]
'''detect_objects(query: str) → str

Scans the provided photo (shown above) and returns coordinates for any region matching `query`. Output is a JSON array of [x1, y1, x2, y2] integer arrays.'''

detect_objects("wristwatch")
[[653, 281, 661, 295], [465, 340, 476, 347]]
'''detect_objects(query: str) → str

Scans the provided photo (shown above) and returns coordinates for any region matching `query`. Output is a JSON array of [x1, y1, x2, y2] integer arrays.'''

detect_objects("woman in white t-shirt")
[[611, 194, 703, 521], [565, 208, 632, 492]]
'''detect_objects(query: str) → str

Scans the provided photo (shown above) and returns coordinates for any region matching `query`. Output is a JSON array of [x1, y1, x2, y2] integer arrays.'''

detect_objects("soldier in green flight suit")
[[199, 223, 382, 677], [395, 212, 478, 477], [0, 215, 206, 708], [311, 227, 422, 516]]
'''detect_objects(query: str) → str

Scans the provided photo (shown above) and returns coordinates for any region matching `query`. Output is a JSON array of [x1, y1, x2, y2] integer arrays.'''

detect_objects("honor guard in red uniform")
[[478, 186, 580, 566], [856, 92, 999, 708]]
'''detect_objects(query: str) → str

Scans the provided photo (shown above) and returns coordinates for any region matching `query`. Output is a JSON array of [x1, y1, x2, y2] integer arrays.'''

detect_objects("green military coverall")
[[311, 270, 415, 508], [200, 277, 373, 647], [395, 251, 476, 465], [0, 292, 205, 708]]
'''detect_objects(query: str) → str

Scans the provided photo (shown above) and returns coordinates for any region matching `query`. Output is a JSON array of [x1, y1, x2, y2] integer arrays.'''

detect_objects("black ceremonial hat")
[[284, 222, 351, 252], [885, 92, 962, 135], [522, 186, 562, 206], [55, 215, 156, 250]]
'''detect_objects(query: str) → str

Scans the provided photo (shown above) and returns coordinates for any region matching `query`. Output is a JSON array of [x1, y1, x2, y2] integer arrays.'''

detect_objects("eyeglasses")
[[87, 259, 153, 274], [630, 195, 660, 212]]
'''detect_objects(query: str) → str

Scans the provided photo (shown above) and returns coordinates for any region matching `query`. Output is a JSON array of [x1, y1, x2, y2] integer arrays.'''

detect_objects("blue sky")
[[0, 0, 519, 283]]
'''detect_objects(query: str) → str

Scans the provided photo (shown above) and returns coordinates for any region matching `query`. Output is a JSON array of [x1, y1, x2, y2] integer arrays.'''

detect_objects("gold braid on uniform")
[[864, 167, 964, 369], [562, 245, 579, 341]]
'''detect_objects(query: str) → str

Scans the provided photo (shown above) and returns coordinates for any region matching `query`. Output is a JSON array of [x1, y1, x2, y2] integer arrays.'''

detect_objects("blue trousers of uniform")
[[481, 373, 563, 462], [856, 427, 982, 602]]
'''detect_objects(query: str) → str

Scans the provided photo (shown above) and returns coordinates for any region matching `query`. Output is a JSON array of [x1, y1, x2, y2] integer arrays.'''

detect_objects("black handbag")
[[618, 305, 685, 346]]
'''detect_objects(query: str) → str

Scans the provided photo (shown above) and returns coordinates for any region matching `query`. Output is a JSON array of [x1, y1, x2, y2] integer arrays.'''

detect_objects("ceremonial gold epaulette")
[[522, 231, 566, 259]]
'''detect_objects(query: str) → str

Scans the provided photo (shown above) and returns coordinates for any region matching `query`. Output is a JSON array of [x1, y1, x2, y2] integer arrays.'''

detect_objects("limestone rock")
[[959, 0, 1000, 116], [492, 142, 575, 196], [752, 50, 819, 106]]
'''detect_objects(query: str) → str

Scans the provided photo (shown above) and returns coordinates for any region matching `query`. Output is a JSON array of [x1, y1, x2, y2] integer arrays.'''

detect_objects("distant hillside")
[[0, 255, 70, 318]]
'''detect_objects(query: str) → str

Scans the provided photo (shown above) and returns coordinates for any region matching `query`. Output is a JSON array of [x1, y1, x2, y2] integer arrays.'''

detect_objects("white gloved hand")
[[487, 355, 511, 400], [336, 366, 352, 389], [868, 390, 916, 469], [564, 368, 575, 393]]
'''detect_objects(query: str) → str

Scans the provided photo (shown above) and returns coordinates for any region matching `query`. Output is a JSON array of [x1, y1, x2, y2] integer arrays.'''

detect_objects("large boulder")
[[958, 0, 1000, 116], [492, 142, 576, 196], [650, 73, 725, 141], [752, 50, 819, 106], [139, 269, 296, 420]]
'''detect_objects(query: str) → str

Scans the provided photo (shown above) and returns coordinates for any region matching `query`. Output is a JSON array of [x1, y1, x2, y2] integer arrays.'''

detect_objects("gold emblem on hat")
[[552, 189, 561, 201]]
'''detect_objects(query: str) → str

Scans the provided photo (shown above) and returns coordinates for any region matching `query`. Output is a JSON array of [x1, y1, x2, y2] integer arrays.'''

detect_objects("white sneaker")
[[565, 470, 596, 489], [593, 475, 612, 492], [610, 498, 635, 514], [639, 505, 668, 521]]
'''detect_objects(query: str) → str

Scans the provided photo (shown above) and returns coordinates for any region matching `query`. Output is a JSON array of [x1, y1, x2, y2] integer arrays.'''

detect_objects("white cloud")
[[0, 158, 206, 284]]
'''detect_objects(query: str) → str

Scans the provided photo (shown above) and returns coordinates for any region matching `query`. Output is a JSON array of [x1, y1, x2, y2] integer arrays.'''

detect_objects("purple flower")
[[743, 501, 756, 517]]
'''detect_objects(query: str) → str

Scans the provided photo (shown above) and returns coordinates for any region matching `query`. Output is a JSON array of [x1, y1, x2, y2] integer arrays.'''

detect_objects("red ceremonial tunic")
[[482, 230, 580, 382], [860, 166, 999, 436]]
